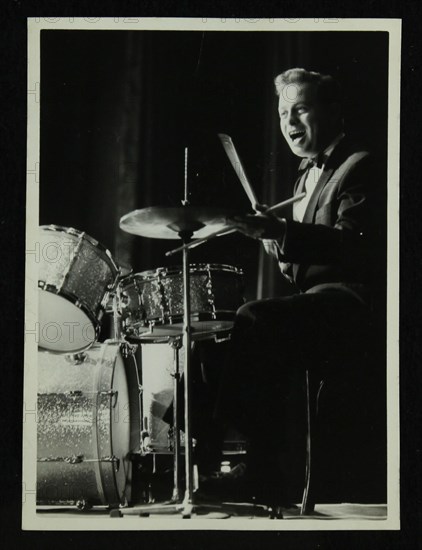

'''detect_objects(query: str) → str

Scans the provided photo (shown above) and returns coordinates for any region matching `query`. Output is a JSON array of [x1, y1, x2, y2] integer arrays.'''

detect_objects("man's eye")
[[279, 111, 287, 118], [297, 106, 307, 114]]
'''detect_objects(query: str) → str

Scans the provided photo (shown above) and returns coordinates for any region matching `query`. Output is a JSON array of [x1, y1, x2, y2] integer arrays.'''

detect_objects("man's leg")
[[212, 289, 369, 501]]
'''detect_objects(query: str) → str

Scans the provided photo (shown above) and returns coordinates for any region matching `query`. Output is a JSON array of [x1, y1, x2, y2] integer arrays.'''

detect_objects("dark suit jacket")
[[273, 137, 386, 306]]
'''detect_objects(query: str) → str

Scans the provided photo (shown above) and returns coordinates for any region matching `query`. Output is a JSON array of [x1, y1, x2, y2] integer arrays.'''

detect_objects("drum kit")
[[36, 137, 301, 518], [36, 214, 244, 516]]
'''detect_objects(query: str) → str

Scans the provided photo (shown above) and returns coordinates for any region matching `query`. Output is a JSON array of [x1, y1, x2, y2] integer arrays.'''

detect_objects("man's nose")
[[287, 110, 298, 126]]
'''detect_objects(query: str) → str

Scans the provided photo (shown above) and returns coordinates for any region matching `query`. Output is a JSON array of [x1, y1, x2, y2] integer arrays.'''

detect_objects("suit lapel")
[[301, 137, 352, 223], [291, 165, 335, 281], [301, 165, 336, 223], [293, 158, 309, 195], [291, 137, 352, 283]]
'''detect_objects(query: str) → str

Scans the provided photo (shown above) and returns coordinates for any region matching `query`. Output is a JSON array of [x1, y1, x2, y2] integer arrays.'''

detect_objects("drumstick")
[[218, 133, 261, 212], [165, 193, 305, 257], [265, 192, 306, 213]]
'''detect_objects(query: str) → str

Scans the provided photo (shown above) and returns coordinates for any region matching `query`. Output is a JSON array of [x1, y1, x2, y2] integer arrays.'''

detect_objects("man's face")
[[278, 82, 338, 158]]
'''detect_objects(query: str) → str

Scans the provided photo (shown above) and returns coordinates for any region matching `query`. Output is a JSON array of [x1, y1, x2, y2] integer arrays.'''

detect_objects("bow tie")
[[300, 152, 326, 171]]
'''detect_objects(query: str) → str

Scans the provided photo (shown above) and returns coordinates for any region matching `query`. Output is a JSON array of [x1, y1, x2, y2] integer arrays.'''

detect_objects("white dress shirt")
[[293, 132, 345, 222]]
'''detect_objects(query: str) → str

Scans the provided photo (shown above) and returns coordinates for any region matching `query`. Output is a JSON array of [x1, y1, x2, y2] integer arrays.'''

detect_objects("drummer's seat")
[[299, 320, 386, 514]]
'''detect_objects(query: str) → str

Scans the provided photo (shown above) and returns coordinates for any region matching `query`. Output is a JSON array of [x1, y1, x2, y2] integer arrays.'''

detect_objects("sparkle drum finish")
[[38, 225, 120, 353], [118, 264, 245, 340], [37, 341, 140, 508]]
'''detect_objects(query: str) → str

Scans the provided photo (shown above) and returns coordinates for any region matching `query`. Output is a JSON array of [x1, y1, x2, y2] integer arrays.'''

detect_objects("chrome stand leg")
[[170, 337, 182, 503]]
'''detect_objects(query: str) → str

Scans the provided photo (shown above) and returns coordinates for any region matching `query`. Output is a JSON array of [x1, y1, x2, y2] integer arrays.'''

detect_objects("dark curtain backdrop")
[[40, 31, 388, 301]]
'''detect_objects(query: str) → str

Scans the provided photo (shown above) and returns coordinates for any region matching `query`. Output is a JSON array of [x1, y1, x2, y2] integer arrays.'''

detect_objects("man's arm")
[[280, 154, 376, 265], [232, 153, 378, 268]]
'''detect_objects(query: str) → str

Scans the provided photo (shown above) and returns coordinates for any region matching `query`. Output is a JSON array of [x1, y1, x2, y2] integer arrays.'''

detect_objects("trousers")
[[215, 286, 370, 439], [171, 285, 372, 488]]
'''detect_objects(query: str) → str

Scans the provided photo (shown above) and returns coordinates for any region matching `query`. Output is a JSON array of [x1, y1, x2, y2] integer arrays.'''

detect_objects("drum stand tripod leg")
[[114, 234, 230, 519], [170, 337, 182, 503], [114, 336, 185, 517], [179, 232, 231, 519], [181, 232, 194, 516]]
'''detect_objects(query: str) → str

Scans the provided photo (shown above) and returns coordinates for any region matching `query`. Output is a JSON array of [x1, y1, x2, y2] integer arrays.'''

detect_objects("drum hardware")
[[135, 335, 184, 503], [64, 352, 87, 365], [38, 455, 121, 467], [169, 336, 182, 502], [119, 341, 138, 358], [76, 499, 92, 511], [115, 151, 244, 519], [212, 330, 232, 343], [67, 390, 83, 397], [37, 388, 119, 397]]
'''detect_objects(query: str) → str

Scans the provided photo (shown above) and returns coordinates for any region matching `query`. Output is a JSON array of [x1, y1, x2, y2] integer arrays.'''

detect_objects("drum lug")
[[101, 455, 120, 463], [119, 292, 130, 307], [73, 352, 87, 364], [76, 499, 92, 511], [99, 389, 119, 408], [64, 352, 87, 365], [169, 337, 183, 350], [37, 454, 85, 464], [101, 456, 121, 472], [67, 390, 83, 397], [120, 342, 138, 358]]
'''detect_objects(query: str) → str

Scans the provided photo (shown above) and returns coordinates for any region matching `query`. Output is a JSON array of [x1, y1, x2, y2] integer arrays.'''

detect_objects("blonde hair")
[[274, 68, 343, 106]]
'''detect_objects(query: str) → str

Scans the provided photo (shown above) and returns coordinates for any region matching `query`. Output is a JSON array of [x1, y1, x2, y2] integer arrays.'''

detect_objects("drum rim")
[[39, 224, 120, 275], [97, 340, 139, 506], [123, 311, 235, 339], [119, 263, 244, 284]]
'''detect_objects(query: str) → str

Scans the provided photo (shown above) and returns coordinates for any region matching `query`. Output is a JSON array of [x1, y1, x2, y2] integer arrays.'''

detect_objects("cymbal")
[[120, 206, 240, 240]]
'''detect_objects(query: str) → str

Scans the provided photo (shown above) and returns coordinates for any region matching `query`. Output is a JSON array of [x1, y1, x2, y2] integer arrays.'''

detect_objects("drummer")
[[197, 68, 386, 505]]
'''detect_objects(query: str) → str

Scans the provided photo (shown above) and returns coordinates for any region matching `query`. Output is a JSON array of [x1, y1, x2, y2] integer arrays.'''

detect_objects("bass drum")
[[37, 341, 140, 508]]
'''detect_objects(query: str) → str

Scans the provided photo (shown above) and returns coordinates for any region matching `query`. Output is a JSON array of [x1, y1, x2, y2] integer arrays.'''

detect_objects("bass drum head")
[[38, 290, 96, 353]]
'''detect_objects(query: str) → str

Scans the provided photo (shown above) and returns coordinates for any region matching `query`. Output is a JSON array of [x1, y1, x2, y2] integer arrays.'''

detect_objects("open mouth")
[[289, 130, 306, 143]]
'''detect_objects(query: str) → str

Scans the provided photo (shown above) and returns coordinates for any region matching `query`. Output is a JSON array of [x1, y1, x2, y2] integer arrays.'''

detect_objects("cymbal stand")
[[169, 336, 182, 502], [114, 149, 233, 519], [179, 229, 195, 516]]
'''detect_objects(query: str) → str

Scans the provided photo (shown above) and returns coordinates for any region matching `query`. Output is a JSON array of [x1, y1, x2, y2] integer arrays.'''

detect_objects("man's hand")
[[227, 213, 286, 241]]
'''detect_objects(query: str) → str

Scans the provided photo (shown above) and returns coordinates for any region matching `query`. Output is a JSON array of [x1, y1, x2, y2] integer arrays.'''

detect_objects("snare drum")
[[37, 341, 140, 507], [119, 264, 244, 340], [38, 225, 120, 353]]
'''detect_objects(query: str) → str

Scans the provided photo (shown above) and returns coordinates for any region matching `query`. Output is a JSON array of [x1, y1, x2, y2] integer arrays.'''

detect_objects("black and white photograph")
[[23, 18, 400, 530]]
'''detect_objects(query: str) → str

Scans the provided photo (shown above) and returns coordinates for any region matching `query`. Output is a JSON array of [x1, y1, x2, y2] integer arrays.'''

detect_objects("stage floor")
[[36, 502, 387, 521]]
